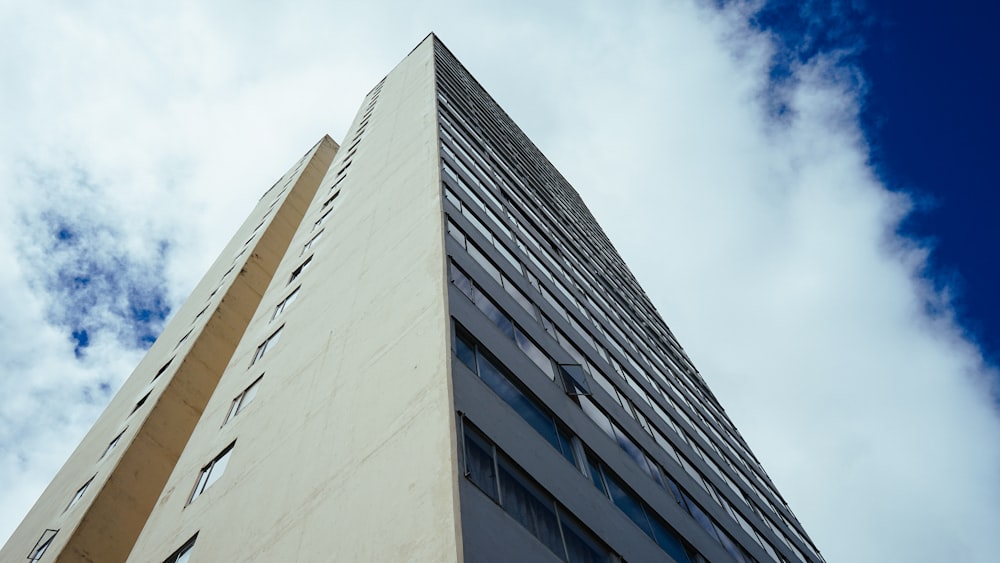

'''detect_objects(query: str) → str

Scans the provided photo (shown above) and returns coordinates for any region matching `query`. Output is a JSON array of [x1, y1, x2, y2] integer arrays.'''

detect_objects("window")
[[289, 256, 313, 284], [163, 533, 197, 563], [251, 327, 283, 365], [100, 428, 127, 460], [188, 443, 235, 504], [461, 422, 614, 563], [272, 287, 301, 320], [153, 358, 174, 381], [313, 208, 334, 231], [174, 329, 193, 350], [455, 328, 573, 465], [65, 477, 94, 512], [193, 303, 210, 320], [224, 376, 263, 425], [302, 231, 323, 254], [559, 363, 592, 396], [321, 190, 341, 209], [27, 529, 57, 562], [130, 391, 152, 415]]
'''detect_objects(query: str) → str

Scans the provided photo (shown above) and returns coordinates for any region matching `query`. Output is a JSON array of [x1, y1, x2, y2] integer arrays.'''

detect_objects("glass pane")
[[241, 377, 262, 406], [477, 356, 560, 451], [498, 461, 564, 557], [463, 208, 493, 241], [648, 516, 695, 563], [682, 492, 720, 541], [454, 330, 477, 373], [204, 448, 232, 491], [611, 424, 653, 479], [468, 243, 501, 283], [560, 510, 612, 563], [503, 276, 535, 317], [191, 470, 209, 502], [472, 291, 515, 340], [715, 525, 751, 563], [446, 219, 467, 247], [557, 426, 577, 467], [604, 473, 654, 538], [464, 429, 498, 501], [224, 398, 240, 425], [559, 364, 591, 396], [494, 240, 521, 270], [579, 397, 614, 439], [514, 329, 554, 379], [590, 371, 618, 399], [450, 263, 474, 299], [586, 456, 607, 496], [175, 543, 194, 563], [444, 188, 462, 210]]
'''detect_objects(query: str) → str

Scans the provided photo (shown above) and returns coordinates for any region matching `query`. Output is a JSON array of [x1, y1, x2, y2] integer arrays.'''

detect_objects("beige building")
[[3, 35, 823, 562]]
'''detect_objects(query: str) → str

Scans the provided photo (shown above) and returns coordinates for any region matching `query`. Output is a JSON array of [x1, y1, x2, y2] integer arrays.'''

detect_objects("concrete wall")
[[125, 35, 461, 562]]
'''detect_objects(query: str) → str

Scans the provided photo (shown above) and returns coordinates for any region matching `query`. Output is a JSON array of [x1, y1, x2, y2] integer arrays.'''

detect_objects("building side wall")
[[1, 138, 337, 563], [125, 36, 461, 563]]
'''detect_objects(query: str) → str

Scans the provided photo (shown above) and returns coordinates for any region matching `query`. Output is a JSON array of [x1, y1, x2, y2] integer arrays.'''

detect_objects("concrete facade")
[[2, 136, 337, 562], [5, 34, 824, 563]]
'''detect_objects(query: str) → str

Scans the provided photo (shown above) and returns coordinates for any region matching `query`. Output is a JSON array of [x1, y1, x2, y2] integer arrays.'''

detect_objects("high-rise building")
[[3, 34, 823, 563]]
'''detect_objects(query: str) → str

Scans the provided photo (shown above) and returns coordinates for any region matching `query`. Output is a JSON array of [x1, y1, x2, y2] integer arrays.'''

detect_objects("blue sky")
[[752, 0, 1000, 373], [852, 2, 1000, 369], [1, 1, 998, 561]]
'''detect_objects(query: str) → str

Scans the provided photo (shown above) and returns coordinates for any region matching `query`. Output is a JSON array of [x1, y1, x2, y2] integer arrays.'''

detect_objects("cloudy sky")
[[2, 1, 998, 561]]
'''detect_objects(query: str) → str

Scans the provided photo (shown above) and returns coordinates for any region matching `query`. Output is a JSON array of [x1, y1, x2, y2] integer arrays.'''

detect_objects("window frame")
[[188, 443, 235, 505], [223, 375, 263, 426]]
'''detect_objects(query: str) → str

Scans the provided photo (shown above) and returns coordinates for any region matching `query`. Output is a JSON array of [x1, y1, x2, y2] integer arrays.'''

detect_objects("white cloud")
[[1, 1, 997, 560]]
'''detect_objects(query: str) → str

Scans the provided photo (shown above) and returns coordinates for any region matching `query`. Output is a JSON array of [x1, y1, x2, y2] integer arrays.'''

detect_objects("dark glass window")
[[514, 328, 554, 379], [559, 363, 591, 396], [454, 329, 477, 372], [604, 472, 653, 537], [648, 517, 695, 563], [586, 456, 608, 497], [163, 534, 197, 563], [289, 256, 313, 284], [153, 358, 173, 381], [449, 263, 474, 299], [461, 421, 615, 562], [473, 290, 515, 340], [476, 354, 560, 451], [557, 426, 577, 467], [497, 458, 564, 556], [130, 391, 151, 415], [464, 425, 498, 501], [560, 512, 613, 563]]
